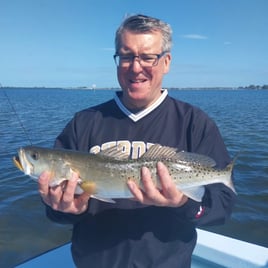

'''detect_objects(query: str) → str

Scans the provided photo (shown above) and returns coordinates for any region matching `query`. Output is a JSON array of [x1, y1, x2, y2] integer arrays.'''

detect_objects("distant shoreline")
[[1, 85, 268, 90]]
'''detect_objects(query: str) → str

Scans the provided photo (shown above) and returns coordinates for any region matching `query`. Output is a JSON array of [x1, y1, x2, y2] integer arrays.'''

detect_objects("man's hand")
[[38, 171, 91, 214], [127, 161, 188, 207]]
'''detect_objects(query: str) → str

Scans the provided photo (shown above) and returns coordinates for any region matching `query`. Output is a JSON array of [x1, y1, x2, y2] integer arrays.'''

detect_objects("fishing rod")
[[2, 88, 33, 146]]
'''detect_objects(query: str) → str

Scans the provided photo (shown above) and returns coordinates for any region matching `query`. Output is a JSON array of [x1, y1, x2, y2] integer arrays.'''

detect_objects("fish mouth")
[[13, 148, 33, 175], [13, 155, 23, 171]]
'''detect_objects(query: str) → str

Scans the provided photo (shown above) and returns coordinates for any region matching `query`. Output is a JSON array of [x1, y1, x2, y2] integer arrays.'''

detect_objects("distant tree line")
[[238, 84, 268, 90]]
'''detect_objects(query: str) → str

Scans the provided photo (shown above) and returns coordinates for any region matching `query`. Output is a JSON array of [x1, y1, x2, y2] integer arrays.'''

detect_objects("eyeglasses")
[[113, 51, 167, 67]]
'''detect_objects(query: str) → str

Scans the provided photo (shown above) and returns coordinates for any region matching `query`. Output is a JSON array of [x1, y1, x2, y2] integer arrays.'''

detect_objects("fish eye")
[[31, 151, 40, 161]]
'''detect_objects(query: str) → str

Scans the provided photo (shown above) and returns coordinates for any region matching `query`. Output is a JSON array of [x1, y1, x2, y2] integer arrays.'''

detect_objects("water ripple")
[[1, 89, 268, 266]]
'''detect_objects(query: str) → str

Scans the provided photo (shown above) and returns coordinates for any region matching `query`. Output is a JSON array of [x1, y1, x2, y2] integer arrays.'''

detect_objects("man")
[[39, 14, 236, 267]]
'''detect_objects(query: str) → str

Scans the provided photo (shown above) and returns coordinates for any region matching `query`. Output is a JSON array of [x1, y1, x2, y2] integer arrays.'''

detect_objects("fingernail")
[[70, 170, 79, 181], [127, 180, 133, 189], [141, 166, 149, 176], [157, 161, 166, 171]]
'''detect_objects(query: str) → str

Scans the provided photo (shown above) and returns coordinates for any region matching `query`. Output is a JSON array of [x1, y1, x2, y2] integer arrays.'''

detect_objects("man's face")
[[116, 30, 171, 110]]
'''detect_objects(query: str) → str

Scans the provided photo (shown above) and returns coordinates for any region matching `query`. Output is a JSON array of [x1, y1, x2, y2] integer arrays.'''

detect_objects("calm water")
[[0, 88, 267, 268]]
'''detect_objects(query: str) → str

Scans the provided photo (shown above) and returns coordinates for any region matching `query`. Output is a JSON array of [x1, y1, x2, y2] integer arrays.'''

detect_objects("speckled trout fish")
[[13, 144, 236, 202]]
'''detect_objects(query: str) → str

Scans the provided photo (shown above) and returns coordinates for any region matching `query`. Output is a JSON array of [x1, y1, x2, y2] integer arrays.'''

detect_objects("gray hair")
[[115, 14, 172, 53]]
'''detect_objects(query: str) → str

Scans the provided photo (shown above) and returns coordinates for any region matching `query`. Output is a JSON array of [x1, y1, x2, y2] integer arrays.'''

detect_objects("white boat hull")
[[15, 229, 268, 268]]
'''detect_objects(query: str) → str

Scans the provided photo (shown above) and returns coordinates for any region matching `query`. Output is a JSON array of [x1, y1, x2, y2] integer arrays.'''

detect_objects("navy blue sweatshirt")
[[46, 90, 236, 268]]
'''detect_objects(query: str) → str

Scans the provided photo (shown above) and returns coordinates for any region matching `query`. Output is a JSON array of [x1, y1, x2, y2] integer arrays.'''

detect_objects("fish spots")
[[118, 168, 139, 184], [127, 176, 135, 181]]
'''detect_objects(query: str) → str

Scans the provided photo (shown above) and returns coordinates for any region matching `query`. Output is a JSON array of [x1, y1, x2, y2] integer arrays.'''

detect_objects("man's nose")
[[130, 57, 143, 72]]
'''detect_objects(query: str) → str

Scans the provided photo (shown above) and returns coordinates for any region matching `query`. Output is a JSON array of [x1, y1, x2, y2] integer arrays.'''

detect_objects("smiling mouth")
[[130, 79, 147, 84]]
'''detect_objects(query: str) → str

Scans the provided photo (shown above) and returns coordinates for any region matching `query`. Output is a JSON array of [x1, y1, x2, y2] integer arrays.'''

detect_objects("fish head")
[[13, 146, 52, 180]]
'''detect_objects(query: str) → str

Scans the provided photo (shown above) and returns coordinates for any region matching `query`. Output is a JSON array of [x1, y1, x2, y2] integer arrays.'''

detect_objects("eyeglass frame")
[[113, 51, 167, 67]]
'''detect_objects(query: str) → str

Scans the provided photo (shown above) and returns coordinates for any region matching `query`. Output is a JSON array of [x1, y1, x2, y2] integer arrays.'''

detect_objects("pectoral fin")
[[80, 181, 97, 195]]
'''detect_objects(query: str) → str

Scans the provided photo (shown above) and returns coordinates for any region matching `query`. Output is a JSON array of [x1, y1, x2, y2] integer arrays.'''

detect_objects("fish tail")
[[224, 157, 237, 194], [224, 175, 237, 194]]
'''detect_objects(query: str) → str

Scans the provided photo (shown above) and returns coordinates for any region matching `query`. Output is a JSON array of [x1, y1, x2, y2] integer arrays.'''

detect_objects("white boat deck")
[[16, 229, 268, 268], [193, 229, 268, 268]]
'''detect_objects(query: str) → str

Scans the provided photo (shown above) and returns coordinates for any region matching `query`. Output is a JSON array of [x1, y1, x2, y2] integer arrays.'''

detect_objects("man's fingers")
[[127, 166, 163, 205], [157, 161, 188, 206], [127, 162, 188, 207], [61, 175, 79, 202], [61, 174, 83, 211], [127, 180, 144, 203], [157, 162, 175, 198], [38, 171, 50, 194], [49, 186, 63, 209], [38, 171, 52, 205], [37, 171, 90, 214], [140, 166, 160, 201]]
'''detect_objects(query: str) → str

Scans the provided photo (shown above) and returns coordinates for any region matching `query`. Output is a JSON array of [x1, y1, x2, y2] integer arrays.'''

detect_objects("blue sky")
[[1, 0, 267, 88]]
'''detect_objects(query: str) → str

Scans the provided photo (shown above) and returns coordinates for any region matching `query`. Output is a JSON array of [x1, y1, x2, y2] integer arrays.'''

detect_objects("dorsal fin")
[[140, 144, 216, 167], [98, 145, 130, 160], [140, 144, 178, 160]]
